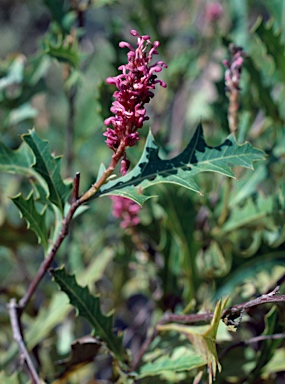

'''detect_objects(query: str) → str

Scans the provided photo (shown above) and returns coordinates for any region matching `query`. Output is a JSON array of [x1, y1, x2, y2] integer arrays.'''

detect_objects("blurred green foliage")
[[1, 0, 285, 383]]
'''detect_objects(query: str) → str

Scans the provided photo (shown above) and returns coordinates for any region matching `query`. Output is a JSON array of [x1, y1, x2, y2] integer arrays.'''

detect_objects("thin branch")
[[131, 327, 158, 371], [219, 332, 285, 360], [132, 287, 285, 370], [19, 138, 128, 310], [222, 286, 282, 318], [18, 178, 82, 310], [72, 172, 80, 202], [8, 299, 42, 384], [79, 139, 127, 203], [65, 84, 76, 177], [161, 311, 214, 324]]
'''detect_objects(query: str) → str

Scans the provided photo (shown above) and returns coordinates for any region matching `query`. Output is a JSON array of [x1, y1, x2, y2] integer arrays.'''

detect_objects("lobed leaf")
[[253, 18, 285, 83], [22, 129, 71, 213], [0, 141, 47, 193], [51, 267, 126, 363], [43, 37, 79, 68], [11, 192, 48, 249], [222, 193, 284, 233], [96, 124, 265, 205]]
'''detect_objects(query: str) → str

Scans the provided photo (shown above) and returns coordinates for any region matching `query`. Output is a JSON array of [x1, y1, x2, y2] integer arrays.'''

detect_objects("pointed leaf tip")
[[22, 130, 72, 213]]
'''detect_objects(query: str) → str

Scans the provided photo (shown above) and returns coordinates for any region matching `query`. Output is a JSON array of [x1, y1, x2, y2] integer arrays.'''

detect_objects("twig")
[[72, 172, 80, 202], [79, 140, 127, 202], [8, 299, 42, 384], [18, 179, 82, 310], [65, 84, 76, 177], [132, 287, 285, 370], [219, 332, 285, 360], [221, 286, 282, 318], [19, 138, 128, 310], [131, 311, 213, 370], [223, 44, 246, 136], [267, 273, 285, 294], [131, 328, 159, 371]]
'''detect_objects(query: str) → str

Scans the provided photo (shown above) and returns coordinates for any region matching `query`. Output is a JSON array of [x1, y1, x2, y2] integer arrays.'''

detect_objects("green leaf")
[[0, 249, 115, 367], [0, 54, 25, 90], [244, 58, 282, 123], [56, 336, 101, 373], [157, 298, 228, 384], [43, 0, 74, 34], [6, 103, 38, 126], [138, 347, 205, 379], [51, 266, 126, 363], [247, 306, 281, 383], [253, 18, 285, 83], [22, 129, 71, 213], [263, 348, 285, 375], [43, 35, 79, 68], [0, 140, 33, 170], [229, 165, 267, 208], [96, 124, 265, 205], [0, 141, 46, 191], [215, 251, 285, 298], [1, 248, 113, 366], [0, 371, 20, 384], [11, 192, 48, 249], [222, 193, 284, 233]]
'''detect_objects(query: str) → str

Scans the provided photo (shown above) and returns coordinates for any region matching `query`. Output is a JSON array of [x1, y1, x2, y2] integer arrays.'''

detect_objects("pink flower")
[[111, 196, 141, 229], [223, 44, 246, 93], [205, 2, 223, 22], [104, 30, 167, 174]]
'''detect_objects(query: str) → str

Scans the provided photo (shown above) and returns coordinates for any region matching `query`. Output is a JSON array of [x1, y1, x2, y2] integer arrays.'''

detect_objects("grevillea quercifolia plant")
[[6, 25, 277, 384], [13, 30, 168, 311], [8, 30, 168, 382]]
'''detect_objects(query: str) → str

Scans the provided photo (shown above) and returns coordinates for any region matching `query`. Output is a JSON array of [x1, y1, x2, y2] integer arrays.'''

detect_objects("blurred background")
[[1, 0, 285, 383]]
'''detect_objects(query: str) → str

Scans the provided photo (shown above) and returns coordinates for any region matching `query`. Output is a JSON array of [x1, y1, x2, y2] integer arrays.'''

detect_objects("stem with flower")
[[16, 30, 167, 312], [223, 43, 246, 135], [81, 30, 167, 226]]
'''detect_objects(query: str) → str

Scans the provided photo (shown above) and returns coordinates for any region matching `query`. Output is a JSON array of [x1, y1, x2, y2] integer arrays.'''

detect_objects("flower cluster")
[[111, 196, 141, 229], [223, 43, 246, 94], [104, 29, 167, 175]]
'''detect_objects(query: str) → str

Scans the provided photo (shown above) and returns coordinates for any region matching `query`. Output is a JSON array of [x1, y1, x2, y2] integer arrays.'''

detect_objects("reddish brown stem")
[[80, 140, 126, 202], [18, 198, 81, 310], [19, 140, 127, 311], [228, 88, 240, 135], [132, 287, 285, 370], [8, 299, 41, 383], [72, 172, 80, 202]]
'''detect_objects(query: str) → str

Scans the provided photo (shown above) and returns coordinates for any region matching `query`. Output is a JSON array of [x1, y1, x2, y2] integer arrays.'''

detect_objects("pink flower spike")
[[104, 29, 167, 174]]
